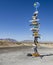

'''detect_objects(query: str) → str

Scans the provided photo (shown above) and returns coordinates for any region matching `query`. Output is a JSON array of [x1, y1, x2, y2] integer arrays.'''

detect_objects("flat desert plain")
[[0, 46, 53, 65]]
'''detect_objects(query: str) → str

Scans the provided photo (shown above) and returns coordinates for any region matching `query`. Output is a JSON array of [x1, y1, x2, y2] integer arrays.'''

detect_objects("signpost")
[[29, 2, 40, 56]]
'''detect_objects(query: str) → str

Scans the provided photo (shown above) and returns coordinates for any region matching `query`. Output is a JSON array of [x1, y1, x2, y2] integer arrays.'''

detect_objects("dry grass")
[[0, 40, 22, 47], [0, 40, 53, 48]]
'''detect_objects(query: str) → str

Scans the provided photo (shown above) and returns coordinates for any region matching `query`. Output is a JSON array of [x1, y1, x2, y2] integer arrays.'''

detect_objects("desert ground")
[[0, 46, 53, 65], [0, 40, 53, 65]]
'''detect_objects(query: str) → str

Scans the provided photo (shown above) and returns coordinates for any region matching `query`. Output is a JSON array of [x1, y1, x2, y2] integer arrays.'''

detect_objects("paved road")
[[0, 46, 53, 65]]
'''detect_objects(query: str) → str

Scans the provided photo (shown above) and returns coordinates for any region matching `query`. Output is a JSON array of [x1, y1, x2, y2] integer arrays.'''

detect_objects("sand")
[[0, 46, 53, 65]]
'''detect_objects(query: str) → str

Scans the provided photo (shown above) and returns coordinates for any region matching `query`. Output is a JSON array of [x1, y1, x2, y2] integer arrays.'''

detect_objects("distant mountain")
[[0, 38, 17, 42], [21, 40, 33, 43]]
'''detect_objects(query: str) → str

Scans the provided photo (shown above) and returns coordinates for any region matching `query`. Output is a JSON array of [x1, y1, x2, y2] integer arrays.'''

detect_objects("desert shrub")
[[0, 41, 3, 45], [16, 42, 22, 45]]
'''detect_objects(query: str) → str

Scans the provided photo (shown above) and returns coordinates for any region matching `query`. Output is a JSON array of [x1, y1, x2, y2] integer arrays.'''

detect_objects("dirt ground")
[[0, 46, 53, 65]]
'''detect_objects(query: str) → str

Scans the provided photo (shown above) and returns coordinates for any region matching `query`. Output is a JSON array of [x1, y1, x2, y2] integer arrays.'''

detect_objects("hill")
[[0, 38, 17, 42], [0, 38, 22, 47]]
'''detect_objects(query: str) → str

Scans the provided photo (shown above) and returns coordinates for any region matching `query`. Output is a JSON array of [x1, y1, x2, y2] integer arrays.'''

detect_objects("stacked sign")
[[30, 2, 40, 45]]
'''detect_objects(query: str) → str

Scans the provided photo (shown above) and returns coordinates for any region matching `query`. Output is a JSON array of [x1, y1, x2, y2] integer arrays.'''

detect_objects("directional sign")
[[29, 19, 39, 22], [33, 31, 38, 33], [33, 32, 38, 34], [33, 34, 39, 36], [34, 26, 39, 28], [32, 30, 39, 33], [30, 28, 39, 31], [32, 22, 39, 25], [30, 23, 39, 26]]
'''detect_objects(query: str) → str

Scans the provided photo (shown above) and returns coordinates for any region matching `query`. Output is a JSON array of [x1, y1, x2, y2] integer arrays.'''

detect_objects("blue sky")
[[0, 0, 53, 42]]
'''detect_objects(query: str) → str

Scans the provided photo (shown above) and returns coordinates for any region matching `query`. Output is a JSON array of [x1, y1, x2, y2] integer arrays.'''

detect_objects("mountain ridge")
[[0, 38, 17, 42]]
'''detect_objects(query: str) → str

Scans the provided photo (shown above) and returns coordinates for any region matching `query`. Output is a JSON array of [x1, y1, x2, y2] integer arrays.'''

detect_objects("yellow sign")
[[32, 22, 38, 24], [33, 34, 38, 36]]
